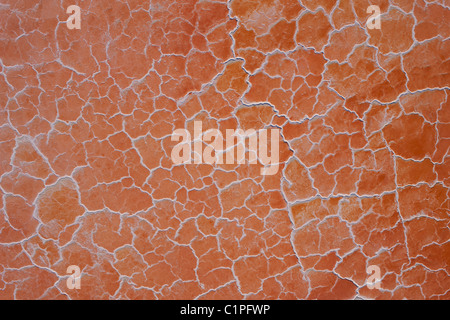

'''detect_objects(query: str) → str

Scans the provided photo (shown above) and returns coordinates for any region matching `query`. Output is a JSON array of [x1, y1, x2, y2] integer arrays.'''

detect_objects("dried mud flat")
[[0, 0, 449, 300]]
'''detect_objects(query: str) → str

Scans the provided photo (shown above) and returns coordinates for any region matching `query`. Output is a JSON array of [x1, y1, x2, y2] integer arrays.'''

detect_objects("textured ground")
[[0, 0, 449, 300]]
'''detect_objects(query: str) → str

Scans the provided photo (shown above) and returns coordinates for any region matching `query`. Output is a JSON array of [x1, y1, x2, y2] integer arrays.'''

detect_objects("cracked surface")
[[0, 0, 449, 300]]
